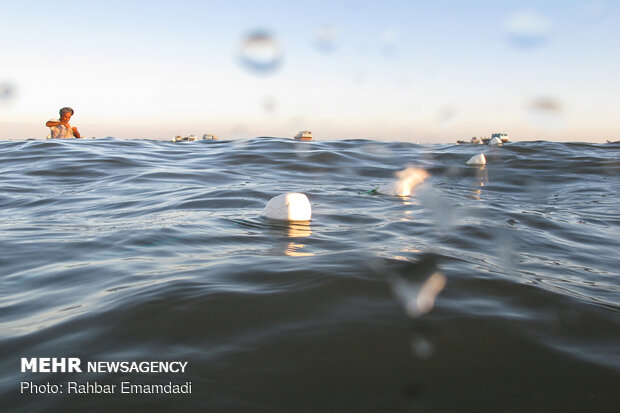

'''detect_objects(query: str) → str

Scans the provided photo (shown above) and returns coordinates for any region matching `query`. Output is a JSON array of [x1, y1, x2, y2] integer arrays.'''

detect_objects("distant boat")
[[294, 131, 312, 141], [202, 133, 218, 140], [457, 137, 483, 145], [482, 133, 509, 144], [172, 135, 198, 142]]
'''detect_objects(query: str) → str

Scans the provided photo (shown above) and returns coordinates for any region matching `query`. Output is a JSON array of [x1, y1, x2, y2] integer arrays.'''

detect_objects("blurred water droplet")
[[262, 95, 276, 113], [496, 231, 516, 272], [314, 26, 337, 53], [294, 141, 313, 159], [437, 105, 458, 125], [0, 83, 15, 101], [530, 97, 561, 112], [417, 184, 457, 231], [582, 0, 608, 23], [505, 10, 551, 48], [380, 28, 399, 56], [411, 336, 434, 359], [231, 124, 249, 138], [527, 96, 564, 130], [239, 31, 283, 74], [351, 70, 367, 84], [389, 255, 446, 318], [393, 271, 446, 317], [360, 141, 393, 157]]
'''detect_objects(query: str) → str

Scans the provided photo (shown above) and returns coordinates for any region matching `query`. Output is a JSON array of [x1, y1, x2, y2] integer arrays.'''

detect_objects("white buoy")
[[466, 153, 486, 166], [376, 167, 429, 197], [489, 137, 502, 146], [261, 193, 312, 221]]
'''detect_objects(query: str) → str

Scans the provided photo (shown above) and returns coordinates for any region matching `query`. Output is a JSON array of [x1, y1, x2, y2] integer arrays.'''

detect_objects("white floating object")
[[376, 167, 429, 197], [261, 193, 311, 221], [466, 153, 486, 165], [489, 137, 502, 146]]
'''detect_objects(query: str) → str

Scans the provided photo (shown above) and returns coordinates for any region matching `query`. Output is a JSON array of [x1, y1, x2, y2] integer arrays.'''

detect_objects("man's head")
[[59, 107, 74, 122]]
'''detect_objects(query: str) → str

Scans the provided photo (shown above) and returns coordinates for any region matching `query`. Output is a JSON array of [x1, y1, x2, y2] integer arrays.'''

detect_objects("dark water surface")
[[1, 138, 619, 412]]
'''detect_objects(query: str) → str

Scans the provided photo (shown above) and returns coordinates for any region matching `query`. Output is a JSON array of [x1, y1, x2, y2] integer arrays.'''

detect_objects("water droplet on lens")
[[314, 26, 337, 53], [411, 336, 434, 359], [496, 231, 516, 272], [505, 10, 551, 48], [437, 105, 458, 125], [527, 96, 564, 130], [417, 184, 457, 231], [380, 28, 399, 56], [582, 0, 608, 23], [262, 95, 277, 113], [351, 70, 367, 84], [231, 124, 249, 138], [239, 31, 283, 74], [389, 255, 447, 318], [530, 97, 561, 112], [0, 83, 15, 101]]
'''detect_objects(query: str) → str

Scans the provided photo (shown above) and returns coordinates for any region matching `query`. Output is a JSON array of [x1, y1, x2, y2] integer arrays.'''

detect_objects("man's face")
[[60, 112, 72, 123]]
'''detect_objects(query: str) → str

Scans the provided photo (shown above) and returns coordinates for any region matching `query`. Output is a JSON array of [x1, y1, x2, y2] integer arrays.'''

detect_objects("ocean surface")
[[0, 138, 618, 412]]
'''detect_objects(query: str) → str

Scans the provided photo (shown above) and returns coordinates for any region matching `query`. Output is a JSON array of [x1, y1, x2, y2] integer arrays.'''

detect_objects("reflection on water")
[[284, 222, 312, 256], [284, 242, 314, 257], [286, 222, 312, 238], [471, 167, 489, 200]]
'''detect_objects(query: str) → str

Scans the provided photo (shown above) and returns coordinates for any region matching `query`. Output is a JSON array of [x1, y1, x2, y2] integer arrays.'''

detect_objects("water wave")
[[1, 138, 618, 412]]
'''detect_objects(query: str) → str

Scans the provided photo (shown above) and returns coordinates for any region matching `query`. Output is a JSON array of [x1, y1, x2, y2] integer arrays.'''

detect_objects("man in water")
[[46, 107, 81, 139]]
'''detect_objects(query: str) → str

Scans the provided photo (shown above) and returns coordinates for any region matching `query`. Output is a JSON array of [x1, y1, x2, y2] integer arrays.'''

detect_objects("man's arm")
[[46, 120, 70, 127]]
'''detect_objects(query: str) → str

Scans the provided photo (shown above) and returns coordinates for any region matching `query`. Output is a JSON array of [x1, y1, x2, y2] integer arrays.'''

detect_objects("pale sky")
[[1, 0, 618, 142]]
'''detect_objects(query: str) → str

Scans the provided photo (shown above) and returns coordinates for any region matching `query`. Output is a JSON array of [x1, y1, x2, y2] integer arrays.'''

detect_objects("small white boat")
[[483, 133, 509, 144], [172, 135, 198, 142], [457, 137, 483, 145], [202, 133, 218, 140], [492, 133, 509, 143], [294, 131, 312, 141]]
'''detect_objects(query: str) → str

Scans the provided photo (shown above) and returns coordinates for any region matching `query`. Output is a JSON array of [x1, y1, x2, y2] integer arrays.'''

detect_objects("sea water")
[[0, 138, 618, 412]]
